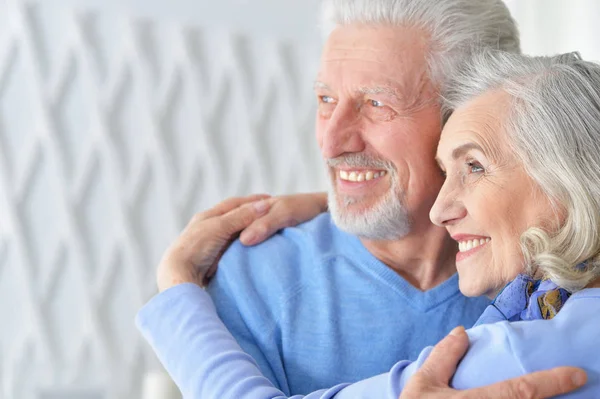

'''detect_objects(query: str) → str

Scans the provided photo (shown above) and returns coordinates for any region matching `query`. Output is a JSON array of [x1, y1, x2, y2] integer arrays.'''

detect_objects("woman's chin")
[[458, 279, 487, 298]]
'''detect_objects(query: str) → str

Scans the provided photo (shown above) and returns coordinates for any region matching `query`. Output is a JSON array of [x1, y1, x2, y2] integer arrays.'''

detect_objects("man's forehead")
[[314, 81, 402, 93], [317, 26, 431, 97], [321, 40, 425, 67], [324, 23, 429, 52]]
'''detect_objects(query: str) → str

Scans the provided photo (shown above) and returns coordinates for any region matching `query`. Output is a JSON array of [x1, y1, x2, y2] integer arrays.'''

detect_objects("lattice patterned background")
[[0, 1, 323, 398], [2, 0, 600, 398]]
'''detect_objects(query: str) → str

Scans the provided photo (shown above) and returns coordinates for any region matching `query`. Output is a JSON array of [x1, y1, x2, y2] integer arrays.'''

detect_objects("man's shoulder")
[[282, 211, 340, 242], [212, 213, 348, 291], [222, 212, 344, 265]]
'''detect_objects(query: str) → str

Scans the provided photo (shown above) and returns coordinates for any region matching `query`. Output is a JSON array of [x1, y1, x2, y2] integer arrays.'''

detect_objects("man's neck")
[[360, 222, 457, 291]]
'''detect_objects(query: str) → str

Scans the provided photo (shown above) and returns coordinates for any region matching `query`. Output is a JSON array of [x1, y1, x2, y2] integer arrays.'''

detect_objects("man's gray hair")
[[444, 50, 600, 292], [321, 0, 521, 88]]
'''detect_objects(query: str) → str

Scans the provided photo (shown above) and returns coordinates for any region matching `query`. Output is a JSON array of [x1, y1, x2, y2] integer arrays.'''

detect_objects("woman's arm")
[[136, 283, 356, 399], [157, 192, 327, 291], [136, 285, 586, 399]]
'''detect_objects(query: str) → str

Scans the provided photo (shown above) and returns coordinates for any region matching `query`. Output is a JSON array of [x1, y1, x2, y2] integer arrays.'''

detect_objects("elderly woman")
[[137, 51, 600, 398]]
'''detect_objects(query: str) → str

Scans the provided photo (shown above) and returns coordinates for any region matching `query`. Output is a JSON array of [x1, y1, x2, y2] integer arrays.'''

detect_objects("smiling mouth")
[[338, 169, 387, 182], [457, 238, 491, 253]]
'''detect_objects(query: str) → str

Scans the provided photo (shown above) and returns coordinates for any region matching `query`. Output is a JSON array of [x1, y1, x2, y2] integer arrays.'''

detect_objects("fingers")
[[466, 367, 587, 399], [417, 326, 469, 385], [164, 200, 272, 289], [239, 193, 329, 245], [215, 200, 271, 237], [198, 194, 271, 221], [239, 212, 297, 245], [307, 192, 329, 212]]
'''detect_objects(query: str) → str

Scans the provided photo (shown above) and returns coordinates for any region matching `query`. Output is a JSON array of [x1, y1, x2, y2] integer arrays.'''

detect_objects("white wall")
[[0, 1, 323, 398], [506, 0, 600, 60], [31, 0, 323, 42], [1, 1, 599, 398]]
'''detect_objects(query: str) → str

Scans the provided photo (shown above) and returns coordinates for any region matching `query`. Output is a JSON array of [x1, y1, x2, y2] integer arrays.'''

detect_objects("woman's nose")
[[430, 181, 467, 227]]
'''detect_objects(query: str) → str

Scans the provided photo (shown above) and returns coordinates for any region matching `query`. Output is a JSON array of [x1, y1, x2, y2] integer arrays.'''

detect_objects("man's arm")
[[400, 326, 586, 399], [137, 287, 586, 399]]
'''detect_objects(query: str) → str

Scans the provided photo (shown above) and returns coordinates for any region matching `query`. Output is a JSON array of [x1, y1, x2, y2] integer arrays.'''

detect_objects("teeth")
[[458, 238, 491, 253], [339, 170, 387, 182]]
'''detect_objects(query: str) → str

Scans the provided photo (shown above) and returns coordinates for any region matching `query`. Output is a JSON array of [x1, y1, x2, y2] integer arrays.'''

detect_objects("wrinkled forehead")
[[318, 24, 432, 91], [438, 89, 513, 160], [323, 23, 429, 58]]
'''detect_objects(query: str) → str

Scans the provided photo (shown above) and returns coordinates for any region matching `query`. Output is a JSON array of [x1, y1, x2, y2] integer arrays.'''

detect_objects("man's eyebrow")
[[313, 81, 331, 91], [357, 86, 399, 97], [313, 83, 400, 98]]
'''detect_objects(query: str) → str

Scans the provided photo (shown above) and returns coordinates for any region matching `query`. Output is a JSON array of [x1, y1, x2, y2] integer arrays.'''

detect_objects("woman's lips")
[[452, 235, 491, 262]]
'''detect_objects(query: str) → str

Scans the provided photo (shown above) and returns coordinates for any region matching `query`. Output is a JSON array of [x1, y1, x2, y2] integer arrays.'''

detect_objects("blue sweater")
[[137, 285, 600, 398], [139, 213, 488, 395]]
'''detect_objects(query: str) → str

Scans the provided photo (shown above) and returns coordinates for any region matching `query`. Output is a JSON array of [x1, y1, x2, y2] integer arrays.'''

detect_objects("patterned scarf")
[[474, 274, 571, 327]]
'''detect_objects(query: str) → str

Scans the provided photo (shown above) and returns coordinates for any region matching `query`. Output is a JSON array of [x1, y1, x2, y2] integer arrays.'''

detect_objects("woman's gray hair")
[[444, 50, 600, 292], [320, 0, 521, 88]]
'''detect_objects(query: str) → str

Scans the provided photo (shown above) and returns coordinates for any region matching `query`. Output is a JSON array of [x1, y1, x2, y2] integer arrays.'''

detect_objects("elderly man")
[[137, 0, 586, 397]]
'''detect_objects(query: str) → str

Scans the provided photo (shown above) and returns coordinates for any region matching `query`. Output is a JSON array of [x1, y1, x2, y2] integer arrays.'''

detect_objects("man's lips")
[[334, 168, 388, 193], [337, 168, 388, 182]]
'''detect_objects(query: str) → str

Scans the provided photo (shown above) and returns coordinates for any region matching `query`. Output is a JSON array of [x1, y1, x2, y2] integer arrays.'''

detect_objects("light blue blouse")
[[136, 283, 600, 398]]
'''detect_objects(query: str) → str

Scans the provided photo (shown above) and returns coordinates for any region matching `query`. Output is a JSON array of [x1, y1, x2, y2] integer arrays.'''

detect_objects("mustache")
[[326, 154, 395, 170]]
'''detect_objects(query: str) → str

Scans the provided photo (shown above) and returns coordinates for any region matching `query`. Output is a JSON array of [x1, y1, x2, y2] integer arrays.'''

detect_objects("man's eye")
[[370, 99, 385, 107], [321, 95, 335, 104]]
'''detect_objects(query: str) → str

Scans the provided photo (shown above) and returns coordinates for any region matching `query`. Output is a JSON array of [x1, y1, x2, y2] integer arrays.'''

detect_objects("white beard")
[[326, 155, 411, 240]]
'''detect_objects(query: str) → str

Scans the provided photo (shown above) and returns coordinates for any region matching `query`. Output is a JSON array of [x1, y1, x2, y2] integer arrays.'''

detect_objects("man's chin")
[[327, 191, 411, 241], [330, 188, 380, 208]]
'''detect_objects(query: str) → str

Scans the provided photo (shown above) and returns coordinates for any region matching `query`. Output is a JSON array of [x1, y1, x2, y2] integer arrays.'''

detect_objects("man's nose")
[[319, 102, 366, 159], [430, 181, 467, 227]]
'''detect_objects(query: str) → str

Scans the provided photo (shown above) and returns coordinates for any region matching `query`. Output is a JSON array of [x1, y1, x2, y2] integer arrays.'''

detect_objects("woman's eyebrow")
[[434, 142, 486, 169], [451, 142, 485, 160]]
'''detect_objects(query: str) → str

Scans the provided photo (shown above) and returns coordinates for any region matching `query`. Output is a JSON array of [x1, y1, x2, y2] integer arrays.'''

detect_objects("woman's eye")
[[467, 161, 485, 174]]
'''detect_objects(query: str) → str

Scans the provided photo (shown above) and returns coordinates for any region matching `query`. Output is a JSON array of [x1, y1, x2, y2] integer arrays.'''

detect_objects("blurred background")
[[0, 0, 598, 398]]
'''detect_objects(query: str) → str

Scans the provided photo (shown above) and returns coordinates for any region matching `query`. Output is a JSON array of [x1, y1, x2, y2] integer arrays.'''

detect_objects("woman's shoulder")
[[452, 291, 600, 392]]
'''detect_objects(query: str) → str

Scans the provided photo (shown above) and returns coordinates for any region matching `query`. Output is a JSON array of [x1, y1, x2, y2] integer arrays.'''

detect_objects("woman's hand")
[[239, 192, 328, 245], [156, 192, 328, 292]]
